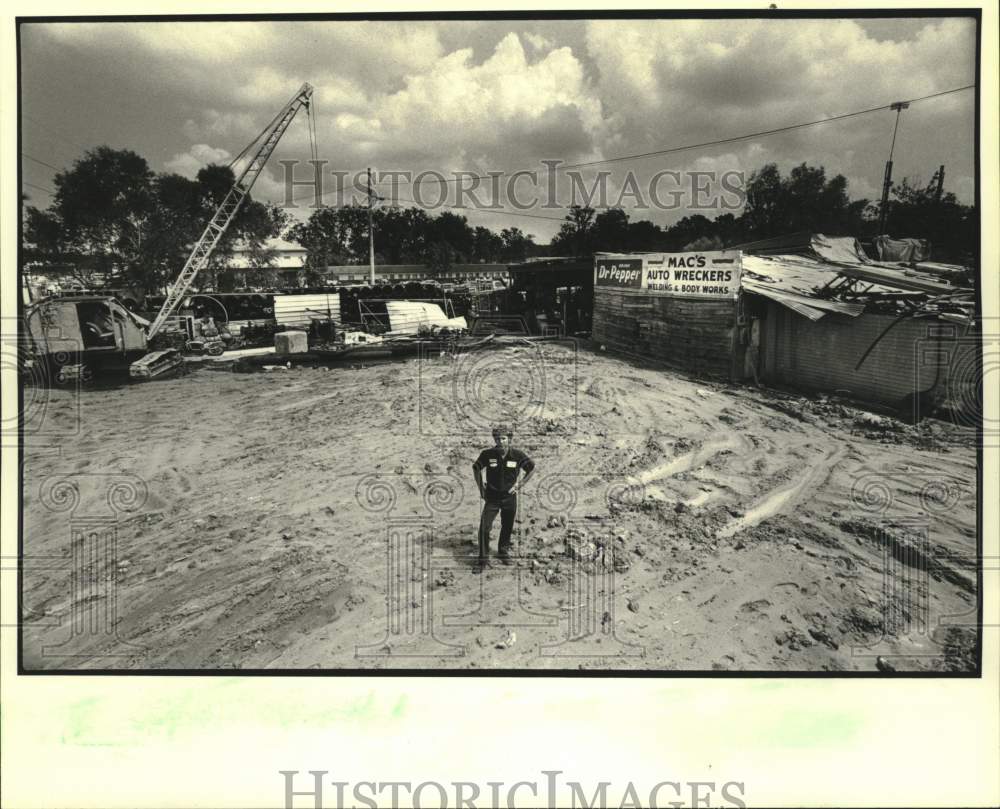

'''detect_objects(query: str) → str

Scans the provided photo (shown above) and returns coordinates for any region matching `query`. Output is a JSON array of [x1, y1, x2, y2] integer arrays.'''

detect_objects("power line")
[[559, 85, 974, 172], [22, 153, 63, 172], [290, 85, 972, 206], [300, 82, 975, 225], [23, 181, 56, 196], [380, 83, 976, 188], [20, 112, 92, 155]]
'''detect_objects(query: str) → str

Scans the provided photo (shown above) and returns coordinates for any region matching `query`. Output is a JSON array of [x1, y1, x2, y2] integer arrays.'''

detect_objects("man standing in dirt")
[[472, 425, 535, 573]]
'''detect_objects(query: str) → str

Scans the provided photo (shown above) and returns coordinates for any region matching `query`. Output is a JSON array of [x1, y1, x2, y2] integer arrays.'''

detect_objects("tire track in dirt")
[[625, 432, 749, 501], [717, 445, 847, 538]]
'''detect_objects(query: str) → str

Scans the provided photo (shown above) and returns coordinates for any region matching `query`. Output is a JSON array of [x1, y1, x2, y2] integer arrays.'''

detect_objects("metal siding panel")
[[770, 313, 932, 405], [272, 293, 341, 327]]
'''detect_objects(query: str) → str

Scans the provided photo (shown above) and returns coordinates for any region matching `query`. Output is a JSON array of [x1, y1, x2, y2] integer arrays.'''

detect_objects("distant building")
[[227, 237, 308, 287], [229, 239, 508, 286], [322, 264, 509, 285]]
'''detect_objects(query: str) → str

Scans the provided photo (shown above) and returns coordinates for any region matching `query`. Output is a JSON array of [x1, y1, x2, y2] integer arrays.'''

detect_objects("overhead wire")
[[250, 82, 981, 217], [20, 112, 93, 155], [19, 83, 976, 230], [377, 84, 976, 189], [22, 153, 63, 172], [23, 181, 56, 196]]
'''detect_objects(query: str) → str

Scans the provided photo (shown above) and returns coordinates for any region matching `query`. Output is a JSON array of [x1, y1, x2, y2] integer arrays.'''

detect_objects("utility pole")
[[934, 164, 946, 203], [367, 167, 375, 286], [877, 101, 909, 236]]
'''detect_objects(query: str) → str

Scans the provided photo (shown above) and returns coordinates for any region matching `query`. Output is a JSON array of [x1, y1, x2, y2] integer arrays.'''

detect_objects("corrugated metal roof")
[[742, 284, 828, 320], [740, 235, 968, 316], [826, 263, 957, 295], [741, 253, 879, 317]]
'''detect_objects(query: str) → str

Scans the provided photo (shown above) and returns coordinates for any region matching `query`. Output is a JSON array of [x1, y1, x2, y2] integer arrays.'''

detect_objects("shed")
[[591, 250, 742, 379], [588, 237, 974, 415], [735, 237, 974, 413]]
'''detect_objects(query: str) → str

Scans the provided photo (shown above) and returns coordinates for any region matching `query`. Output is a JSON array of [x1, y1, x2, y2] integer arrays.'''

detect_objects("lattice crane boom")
[[146, 82, 314, 338]]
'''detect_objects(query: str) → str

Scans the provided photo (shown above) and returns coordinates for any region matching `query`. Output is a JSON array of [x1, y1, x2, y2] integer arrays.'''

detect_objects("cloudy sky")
[[19, 15, 977, 242]]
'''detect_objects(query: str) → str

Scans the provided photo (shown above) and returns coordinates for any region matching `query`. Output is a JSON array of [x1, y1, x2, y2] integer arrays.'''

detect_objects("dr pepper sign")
[[594, 251, 742, 298]]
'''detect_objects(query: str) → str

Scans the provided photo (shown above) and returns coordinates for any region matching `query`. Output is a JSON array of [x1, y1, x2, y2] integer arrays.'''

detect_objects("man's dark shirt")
[[473, 447, 534, 498]]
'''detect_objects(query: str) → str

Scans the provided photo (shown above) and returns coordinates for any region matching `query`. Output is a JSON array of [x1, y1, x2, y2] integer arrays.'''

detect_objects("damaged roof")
[[740, 233, 972, 321], [741, 254, 867, 320]]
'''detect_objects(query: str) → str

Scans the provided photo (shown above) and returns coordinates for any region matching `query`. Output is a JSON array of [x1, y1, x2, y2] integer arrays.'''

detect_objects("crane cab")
[[25, 295, 150, 380]]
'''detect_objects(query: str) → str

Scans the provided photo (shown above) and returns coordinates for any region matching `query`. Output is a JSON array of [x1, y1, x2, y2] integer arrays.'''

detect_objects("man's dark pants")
[[479, 493, 517, 560]]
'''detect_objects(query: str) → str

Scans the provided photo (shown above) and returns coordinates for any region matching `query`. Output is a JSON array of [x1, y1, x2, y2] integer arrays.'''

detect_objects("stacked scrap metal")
[[739, 233, 974, 323]]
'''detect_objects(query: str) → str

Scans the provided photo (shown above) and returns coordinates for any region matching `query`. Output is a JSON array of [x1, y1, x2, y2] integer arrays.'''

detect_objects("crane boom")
[[147, 82, 314, 339]]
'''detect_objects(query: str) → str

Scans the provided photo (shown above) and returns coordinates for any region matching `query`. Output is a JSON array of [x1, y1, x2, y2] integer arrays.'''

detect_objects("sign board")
[[595, 257, 644, 288], [643, 252, 741, 297], [594, 251, 742, 298]]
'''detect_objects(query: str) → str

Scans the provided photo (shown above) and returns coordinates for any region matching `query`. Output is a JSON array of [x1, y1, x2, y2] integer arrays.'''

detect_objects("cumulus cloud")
[[582, 17, 976, 205], [524, 32, 554, 52], [20, 15, 978, 237], [164, 144, 232, 178], [366, 33, 606, 169]]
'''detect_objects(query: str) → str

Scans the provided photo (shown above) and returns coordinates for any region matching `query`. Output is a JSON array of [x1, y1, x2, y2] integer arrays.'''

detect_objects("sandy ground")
[[20, 341, 979, 671]]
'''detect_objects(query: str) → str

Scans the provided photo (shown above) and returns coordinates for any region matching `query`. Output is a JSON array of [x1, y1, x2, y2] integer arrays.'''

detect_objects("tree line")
[[23, 146, 288, 295], [22, 147, 977, 296], [549, 163, 976, 263], [286, 206, 537, 274]]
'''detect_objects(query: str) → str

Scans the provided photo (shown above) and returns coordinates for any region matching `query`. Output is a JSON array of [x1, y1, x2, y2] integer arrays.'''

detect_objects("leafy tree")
[[285, 206, 355, 269], [663, 214, 714, 251], [711, 213, 743, 247], [590, 208, 630, 252], [425, 240, 455, 273], [376, 207, 431, 263], [739, 162, 852, 238], [885, 177, 976, 264], [22, 146, 285, 296], [23, 206, 100, 286], [473, 226, 504, 263], [287, 204, 495, 272], [683, 234, 724, 251], [499, 227, 535, 263], [427, 211, 474, 264], [740, 163, 784, 237], [37, 146, 155, 284], [626, 219, 665, 252], [551, 205, 595, 255]]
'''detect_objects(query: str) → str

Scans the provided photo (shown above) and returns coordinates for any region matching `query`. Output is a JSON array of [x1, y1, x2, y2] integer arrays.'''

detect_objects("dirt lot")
[[20, 341, 979, 671]]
